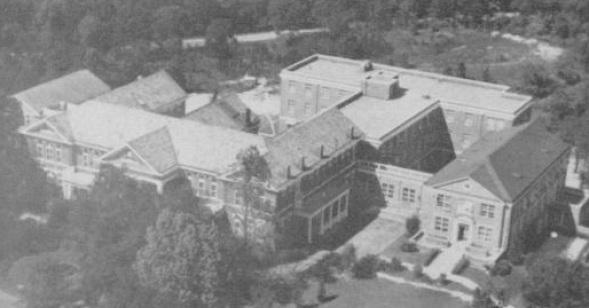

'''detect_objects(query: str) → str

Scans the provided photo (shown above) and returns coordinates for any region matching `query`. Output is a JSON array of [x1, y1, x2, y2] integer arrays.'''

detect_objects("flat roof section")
[[284, 54, 532, 116], [339, 91, 438, 142]]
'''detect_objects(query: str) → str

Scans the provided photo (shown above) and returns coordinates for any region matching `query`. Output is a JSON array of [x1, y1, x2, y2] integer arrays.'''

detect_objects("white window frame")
[[434, 216, 449, 233], [477, 226, 493, 242], [402, 187, 416, 203], [287, 99, 295, 116]]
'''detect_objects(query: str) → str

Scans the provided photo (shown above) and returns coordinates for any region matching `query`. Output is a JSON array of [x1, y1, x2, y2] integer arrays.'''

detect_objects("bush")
[[423, 249, 441, 267], [452, 257, 470, 275], [352, 255, 380, 279], [339, 244, 356, 270], [405, 216, 421, 237], [379, 257, 406, 273], [389, 257, 406, 272], [490, 259, 512, 277], [507, 248, 525, 266], [400, 241, 418, 253]]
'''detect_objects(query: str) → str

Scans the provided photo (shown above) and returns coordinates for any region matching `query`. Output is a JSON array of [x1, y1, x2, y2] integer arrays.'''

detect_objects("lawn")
[[380, 235, 436, 266], [316, 277, 469, 308]]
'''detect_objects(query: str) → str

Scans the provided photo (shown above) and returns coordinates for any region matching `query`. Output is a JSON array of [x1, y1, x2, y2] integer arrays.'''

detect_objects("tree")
[[522, 257, 589, 307], [267, 0, 311, 31], [152, 5, 184, 46], [311, 0, 359, 35], [429, 0, 456, 19], [135, 206, 222, 307], [67, 166, 160, 307], [456, 62, 467, 78], [23, 258, 78, 308], [405, 215, 420, 237], [205, 18, 234, 60], [471, 288, 497, 308]]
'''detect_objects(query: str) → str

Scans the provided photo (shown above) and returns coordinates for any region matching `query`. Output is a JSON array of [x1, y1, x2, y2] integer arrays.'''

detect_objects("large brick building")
[[12, 54, 569, 264]]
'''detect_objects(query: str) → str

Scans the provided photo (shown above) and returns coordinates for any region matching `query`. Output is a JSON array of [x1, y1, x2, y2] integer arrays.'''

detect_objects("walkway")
[[377, 272, 473, 303], [424, 244, 465, 280]]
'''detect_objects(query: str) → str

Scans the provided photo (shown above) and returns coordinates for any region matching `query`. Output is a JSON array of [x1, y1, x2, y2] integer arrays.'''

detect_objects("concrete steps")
[[423, 245, 465, 280]]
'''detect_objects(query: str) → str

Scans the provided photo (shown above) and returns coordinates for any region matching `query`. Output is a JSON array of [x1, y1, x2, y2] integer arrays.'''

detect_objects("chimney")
[[350, 127, 357, 139], [286, 166, 292, 179], [320, 145, 326, 158], [361, 70, 400, 100], [300, 157, 307, 170], [362, 60, 373, 72], [245, 108, 252, 125]]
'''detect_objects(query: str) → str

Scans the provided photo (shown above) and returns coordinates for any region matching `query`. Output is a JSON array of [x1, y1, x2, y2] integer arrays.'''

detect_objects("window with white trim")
[[477, 226, 493, 242], [210, 180, 217, 198], [402, 187, 416, 203], [288, 81, 296, 94], [304, 100, 313, 116], [36, 141, 45, 159], [434, 216, 449, 232], [234, 190, 242, 205], [304, 84, 313, 101], [381, 182, 395, 199], [55, 144, 62, 162], [436, 194, 450, 209], [480, 203, 496, 218], [464, 113, 474, 127]]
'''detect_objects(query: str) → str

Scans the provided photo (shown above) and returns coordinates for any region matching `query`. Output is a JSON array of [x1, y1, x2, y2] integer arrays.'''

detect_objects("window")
[[55, 145, 62, 162], [287, 99, 295, 116], [341, 195, 348, 213], [464, 113, 474, 127], [288, 81, 296, 94], [402, 187, 416, 202], [320, 87, 330, 101], [462, 134, 473, 148], [323, 207, 330, 225], [210, 181, 217, 198], [234, 190, 242, 205], [304, 101, 313, 116], [198, 179, 205, 196], [480, 203, 496, 218], [478, 226, 493, 242], [46, 144, 54, 161], [436, 194, 450, 209], [304, 84, 313, 101], [435, 216, 449, 232], [36, 141, 45, 158], [82, 149, 93, 167], [332, 200, 339, 219], [381, 182, 395, 199]]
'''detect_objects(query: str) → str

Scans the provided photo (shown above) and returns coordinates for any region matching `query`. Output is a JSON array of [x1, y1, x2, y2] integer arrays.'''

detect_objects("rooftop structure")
[[94, 71, 186, 113], [11, 70, 110, 122], [427, 118, 569, 202], [282, 54, 532, 118], [21, 100, 267, 175]]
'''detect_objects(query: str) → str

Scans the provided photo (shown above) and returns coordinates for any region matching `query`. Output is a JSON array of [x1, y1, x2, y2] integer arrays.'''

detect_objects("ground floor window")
[[316, 191, 349, 235], [402, 187, 416, 203], [381, 182, 395, 199], [477, 226, 493, 242], [434, 216, 449, 233]]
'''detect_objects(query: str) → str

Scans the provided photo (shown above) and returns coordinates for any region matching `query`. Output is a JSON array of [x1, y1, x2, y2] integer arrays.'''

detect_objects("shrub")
[[452, 257, 470, 275], [339, 244, 356, 270], [400, 241, 418, 253], [490, 259, 512, 277], [352, 255, 380, 279], [423, 249, 441, 267], [389, 257, 406, 272], [405, 216, 421, 237], [413, 264, 424, 279], [507, 248, 525, 266]]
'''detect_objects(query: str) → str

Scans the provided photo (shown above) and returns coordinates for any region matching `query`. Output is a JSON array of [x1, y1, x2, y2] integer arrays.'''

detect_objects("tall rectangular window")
[[210, 180, 217, 198], [381, 182, 395, 199], [36, 141, 45, 159], [55, 145, 62, 162], [287, 99, 295, 116], [304, 100, 313, 116], [304, 84, 313, 101], [478, 226, 493, 242], [445, 110, 455, 123], [46, 144, 54, 161], [435, 216, 449, 232], [288, 81, 296, 94], [402, 187, 416, 202], [480, 203, 496, 218], [436, 194, 450, 209]]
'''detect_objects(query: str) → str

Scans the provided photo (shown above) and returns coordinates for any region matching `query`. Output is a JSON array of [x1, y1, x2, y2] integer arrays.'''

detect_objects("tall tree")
[[267, 0, 311, 31], [135, 206, 222, 307]]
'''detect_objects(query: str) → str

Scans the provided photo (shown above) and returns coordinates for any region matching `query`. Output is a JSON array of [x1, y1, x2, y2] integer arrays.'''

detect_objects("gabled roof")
[[11, 70, 110, 112], [264, 108, 363, 187], [127, 127, 177, 174], [94, 71, 186, 110], [426, 118, 570, 202], [23, 100, 267, 174], [185, 93, 253, 131]]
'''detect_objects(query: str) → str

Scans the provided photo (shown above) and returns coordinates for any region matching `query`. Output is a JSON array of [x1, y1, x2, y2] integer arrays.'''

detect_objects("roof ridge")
[[480, 158, 511, 202]]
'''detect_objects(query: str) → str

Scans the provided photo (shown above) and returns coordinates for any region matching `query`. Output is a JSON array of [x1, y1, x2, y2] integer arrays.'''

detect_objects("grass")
[[311, 277, 469, 308]]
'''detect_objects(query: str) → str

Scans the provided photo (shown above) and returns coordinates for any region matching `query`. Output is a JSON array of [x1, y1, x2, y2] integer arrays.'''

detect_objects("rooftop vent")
[[361, 70, 400, 100]]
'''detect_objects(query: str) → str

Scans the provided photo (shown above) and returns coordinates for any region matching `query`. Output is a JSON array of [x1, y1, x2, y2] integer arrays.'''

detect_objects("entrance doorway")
[[457, 223, 469, 242]]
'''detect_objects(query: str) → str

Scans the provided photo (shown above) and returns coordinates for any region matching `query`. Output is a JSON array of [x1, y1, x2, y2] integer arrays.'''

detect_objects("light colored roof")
[[94, 71, 186, 110], [11, 70, 110, 112], [426, 118, 570, 202], [339, 91, 438, 141], [36, 101, 266, 174], [284, 54, 532, 115]]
